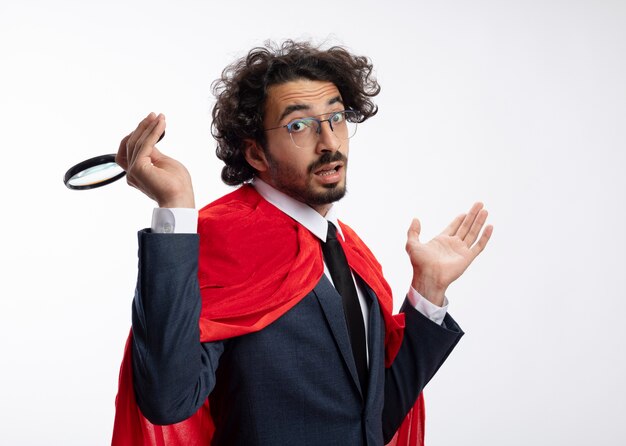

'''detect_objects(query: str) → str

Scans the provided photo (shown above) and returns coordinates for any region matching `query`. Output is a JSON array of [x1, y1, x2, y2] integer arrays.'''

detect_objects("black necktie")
[[321, 222, 368, 393]]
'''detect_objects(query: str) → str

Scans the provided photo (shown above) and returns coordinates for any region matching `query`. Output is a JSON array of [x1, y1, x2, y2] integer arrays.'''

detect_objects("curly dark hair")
[[211, 40, 381, 185]]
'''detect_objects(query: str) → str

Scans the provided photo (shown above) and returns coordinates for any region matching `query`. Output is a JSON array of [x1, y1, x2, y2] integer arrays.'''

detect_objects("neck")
[[255, 175, 335, 218], [311, 203, 332, 217]]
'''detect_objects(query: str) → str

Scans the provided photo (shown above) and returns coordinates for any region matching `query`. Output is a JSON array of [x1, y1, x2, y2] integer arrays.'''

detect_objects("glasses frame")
[[265, 110, 358, 149]]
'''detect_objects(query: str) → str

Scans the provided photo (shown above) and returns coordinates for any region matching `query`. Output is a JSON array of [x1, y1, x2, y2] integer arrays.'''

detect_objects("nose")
[[315, 120, 341, 154]]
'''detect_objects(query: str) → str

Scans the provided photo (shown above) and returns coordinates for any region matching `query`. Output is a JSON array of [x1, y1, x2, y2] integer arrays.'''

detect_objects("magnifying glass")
[[63, 133, 164, 190]]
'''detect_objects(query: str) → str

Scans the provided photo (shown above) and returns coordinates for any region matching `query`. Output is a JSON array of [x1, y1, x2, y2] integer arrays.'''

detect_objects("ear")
[[244, 139, 269, 172]]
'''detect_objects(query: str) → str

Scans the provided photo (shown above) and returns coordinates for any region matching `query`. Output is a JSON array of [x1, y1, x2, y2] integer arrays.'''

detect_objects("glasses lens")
[[289, 118, 317, 149], [288, 111, 358, 148], [342, 111, 358, 139], [329, 111, 358, 141]]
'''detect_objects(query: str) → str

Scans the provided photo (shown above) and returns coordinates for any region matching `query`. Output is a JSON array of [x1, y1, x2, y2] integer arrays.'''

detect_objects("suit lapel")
[[359, 278, 383, 408], [313, 274, 361, 393], [314, 275, 364, 398]]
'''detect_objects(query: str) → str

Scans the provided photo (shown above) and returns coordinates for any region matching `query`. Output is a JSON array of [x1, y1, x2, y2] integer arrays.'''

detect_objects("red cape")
[[112, 185, 424, 445]]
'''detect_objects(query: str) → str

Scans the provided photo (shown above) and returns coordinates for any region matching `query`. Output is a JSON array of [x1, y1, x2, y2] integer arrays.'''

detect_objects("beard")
[[265, 151, 348, 206]]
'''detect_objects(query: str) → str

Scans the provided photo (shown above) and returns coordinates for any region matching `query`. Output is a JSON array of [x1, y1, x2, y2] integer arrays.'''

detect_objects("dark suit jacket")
[[131, 230, 463, 446]]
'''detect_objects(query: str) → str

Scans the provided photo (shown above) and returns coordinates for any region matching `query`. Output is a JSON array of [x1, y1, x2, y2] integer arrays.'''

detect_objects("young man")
[[111, 41, 492, 446]]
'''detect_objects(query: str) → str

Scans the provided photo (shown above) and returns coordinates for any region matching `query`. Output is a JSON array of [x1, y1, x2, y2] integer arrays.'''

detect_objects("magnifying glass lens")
[[67, 161, 124, 187], [63, 154, 126, 190]]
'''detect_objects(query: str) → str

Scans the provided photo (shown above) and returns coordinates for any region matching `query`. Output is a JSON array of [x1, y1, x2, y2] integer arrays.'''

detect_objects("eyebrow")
[[278, 96, 344, 122]]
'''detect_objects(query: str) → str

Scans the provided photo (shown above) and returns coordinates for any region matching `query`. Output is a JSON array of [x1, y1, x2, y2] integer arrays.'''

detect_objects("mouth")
[[314, 162, 343, 176], [313, 162, 344, 184]]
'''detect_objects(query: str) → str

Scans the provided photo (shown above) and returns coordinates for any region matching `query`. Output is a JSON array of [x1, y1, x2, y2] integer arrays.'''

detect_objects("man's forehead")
[[265, 80, 342, 124]]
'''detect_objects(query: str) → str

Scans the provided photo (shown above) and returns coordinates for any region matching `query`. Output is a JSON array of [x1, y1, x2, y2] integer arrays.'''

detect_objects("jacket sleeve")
[[131, 229, 224, 425], [382, 298, 464, 441]]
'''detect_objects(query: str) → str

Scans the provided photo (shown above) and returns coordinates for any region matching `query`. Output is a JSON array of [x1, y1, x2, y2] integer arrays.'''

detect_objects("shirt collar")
[[252, 178, 342, 242]]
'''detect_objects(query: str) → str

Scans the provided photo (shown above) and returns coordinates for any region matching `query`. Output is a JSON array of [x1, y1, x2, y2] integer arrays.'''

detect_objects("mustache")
[[307, 151, 347, 174]]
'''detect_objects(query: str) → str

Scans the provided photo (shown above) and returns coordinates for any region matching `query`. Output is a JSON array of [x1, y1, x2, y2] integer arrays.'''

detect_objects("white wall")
[[1, 1, 624, 444]]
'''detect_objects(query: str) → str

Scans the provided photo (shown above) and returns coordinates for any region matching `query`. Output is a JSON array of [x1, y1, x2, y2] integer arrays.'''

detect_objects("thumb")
[[149, 145, 168, 164], [407, 218, 421, 243]]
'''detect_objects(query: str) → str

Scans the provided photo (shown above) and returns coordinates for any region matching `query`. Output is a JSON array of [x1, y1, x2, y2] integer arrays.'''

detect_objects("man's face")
[[255, 79, 349, 215]]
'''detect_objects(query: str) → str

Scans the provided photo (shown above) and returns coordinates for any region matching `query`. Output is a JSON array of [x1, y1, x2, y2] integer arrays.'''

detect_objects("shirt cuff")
[[407, 287, 449, 326], [151, 208, 198, 234]]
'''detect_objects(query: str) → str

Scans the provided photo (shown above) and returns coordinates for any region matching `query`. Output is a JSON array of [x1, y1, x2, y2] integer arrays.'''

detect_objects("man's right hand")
[[116, 112, 195, 208]]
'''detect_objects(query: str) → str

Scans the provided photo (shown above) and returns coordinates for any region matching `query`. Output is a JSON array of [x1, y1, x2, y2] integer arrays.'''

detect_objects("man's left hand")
[[406, 202, 493, 306]]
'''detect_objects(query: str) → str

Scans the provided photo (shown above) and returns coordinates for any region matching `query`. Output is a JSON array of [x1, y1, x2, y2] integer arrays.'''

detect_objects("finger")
[[470, 224, 493, 259], [464, 209, 488, 246], [130, 114, 160, 166], [125, 112, 157, 165], [456, 202, 484, 240], [442, 213, 465, 236], [407, 218, 421, 243], [131, 114, 166, 168], [116, 134, 132, 170], [126, 112, 157, 151]]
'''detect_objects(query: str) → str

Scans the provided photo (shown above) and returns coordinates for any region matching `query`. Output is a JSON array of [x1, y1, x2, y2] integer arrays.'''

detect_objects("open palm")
[[406, 203, 493, 305]]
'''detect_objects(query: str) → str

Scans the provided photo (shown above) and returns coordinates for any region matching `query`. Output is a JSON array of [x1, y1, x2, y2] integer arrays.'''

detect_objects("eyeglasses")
[[265, 110, 358, 149]]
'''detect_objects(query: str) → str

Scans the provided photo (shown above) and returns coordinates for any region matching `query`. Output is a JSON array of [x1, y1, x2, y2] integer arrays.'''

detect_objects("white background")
[[1, 0, 625, 444]]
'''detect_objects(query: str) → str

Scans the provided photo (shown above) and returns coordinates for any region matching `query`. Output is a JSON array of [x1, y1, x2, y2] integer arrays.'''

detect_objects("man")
[[111, 41, 492, 446]]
